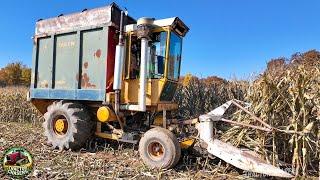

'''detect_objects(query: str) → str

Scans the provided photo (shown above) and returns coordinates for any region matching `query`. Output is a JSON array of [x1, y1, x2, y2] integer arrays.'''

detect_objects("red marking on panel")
[[95, 49, 102, 58], [81, 73, 96, 88]]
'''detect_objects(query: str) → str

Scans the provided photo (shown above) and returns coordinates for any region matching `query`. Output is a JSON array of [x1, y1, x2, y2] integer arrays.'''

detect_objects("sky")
[[0, 0, 320, 79]]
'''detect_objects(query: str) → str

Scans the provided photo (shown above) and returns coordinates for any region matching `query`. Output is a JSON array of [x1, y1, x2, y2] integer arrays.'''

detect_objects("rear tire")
[[43, 101, 94, 150], [139, 127, 181, 169]]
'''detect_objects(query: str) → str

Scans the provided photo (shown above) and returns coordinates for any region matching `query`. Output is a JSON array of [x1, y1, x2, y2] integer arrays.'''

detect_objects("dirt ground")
[[0, 122, 246, 180]]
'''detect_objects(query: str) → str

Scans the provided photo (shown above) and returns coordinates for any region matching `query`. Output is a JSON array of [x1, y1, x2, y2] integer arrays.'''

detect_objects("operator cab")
[[121, 17, 189, 111], [125, 17, 188, 81]]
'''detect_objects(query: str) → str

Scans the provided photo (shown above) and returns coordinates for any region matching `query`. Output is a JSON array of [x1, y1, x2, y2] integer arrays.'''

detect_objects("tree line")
[[0, 50, 319, 87], [0, 62, 31, 87]]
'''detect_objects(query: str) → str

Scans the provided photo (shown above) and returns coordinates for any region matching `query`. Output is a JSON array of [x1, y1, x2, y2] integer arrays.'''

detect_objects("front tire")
[[139, 127, 181, 169], [43, 101, 94, 150]]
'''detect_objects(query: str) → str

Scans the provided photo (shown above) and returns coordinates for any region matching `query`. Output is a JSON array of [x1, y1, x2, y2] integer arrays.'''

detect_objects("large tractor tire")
[[139, 127, 181, 169], [43, 101, 94, 150]]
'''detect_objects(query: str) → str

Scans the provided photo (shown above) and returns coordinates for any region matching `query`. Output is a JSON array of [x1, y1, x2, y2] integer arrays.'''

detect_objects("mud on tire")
[[43, 101, 95, 150]]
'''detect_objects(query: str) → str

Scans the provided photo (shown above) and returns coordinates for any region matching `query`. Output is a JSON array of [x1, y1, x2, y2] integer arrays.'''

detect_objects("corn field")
[[174, 77, 248, 119], [220, 60, 319, 176], [0, 87, 41, 124], [174, 53, 319, 177]]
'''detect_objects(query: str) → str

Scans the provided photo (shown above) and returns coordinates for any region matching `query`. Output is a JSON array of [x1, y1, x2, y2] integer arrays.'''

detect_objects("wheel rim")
[[147, 141, 165, 161], [53, 115, 68, 136]]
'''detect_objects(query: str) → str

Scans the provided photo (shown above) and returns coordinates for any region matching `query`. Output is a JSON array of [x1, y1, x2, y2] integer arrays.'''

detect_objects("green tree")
[[0, 61, 31, 86], [21, 67, 31, 86], [4, 62, 23, 85]]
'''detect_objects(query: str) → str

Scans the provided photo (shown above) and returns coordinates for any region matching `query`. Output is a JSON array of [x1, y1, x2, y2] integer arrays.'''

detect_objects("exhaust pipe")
[[138, 38, 148, 111], [113, 11, 126, 114]]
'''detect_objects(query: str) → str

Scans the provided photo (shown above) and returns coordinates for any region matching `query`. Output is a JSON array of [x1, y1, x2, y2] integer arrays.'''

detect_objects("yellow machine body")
[[115, 25, 186, 112]]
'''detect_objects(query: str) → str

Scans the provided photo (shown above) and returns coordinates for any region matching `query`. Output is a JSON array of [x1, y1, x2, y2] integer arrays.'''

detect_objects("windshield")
[[167, 32, 182, 80]]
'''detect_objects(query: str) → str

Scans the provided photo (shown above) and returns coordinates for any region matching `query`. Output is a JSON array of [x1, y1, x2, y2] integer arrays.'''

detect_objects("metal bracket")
[[163, 110, 167, 128]]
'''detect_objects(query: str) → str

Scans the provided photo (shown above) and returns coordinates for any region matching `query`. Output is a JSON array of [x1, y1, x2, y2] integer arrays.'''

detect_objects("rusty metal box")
[[30, 3, 135, 102]]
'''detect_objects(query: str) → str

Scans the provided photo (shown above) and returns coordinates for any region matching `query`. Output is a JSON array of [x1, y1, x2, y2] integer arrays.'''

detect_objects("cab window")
[[167, 32, 182, 80], [128, 35, 141, 79], [127, 32, 167, 79], [149, 31, 167, 78]]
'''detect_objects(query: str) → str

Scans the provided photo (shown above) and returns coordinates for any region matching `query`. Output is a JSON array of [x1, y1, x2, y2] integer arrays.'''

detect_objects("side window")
[[149, 31, 167, 78], [128, 35, 141, 79], [126, 31, 167, 79]]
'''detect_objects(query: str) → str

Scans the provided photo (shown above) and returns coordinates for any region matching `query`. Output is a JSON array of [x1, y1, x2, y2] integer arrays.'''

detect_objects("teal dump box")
[[30, 3, 135, 101]]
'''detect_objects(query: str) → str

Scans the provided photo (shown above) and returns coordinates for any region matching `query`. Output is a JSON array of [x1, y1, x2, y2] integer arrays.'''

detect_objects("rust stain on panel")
[[94, 49, 102, 58], [79, 61, 96, 88], [81, 73, 96, 88]]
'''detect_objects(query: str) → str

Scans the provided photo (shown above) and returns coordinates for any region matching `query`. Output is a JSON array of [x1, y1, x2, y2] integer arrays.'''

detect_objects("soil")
[[0, 122, 241, 180]]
